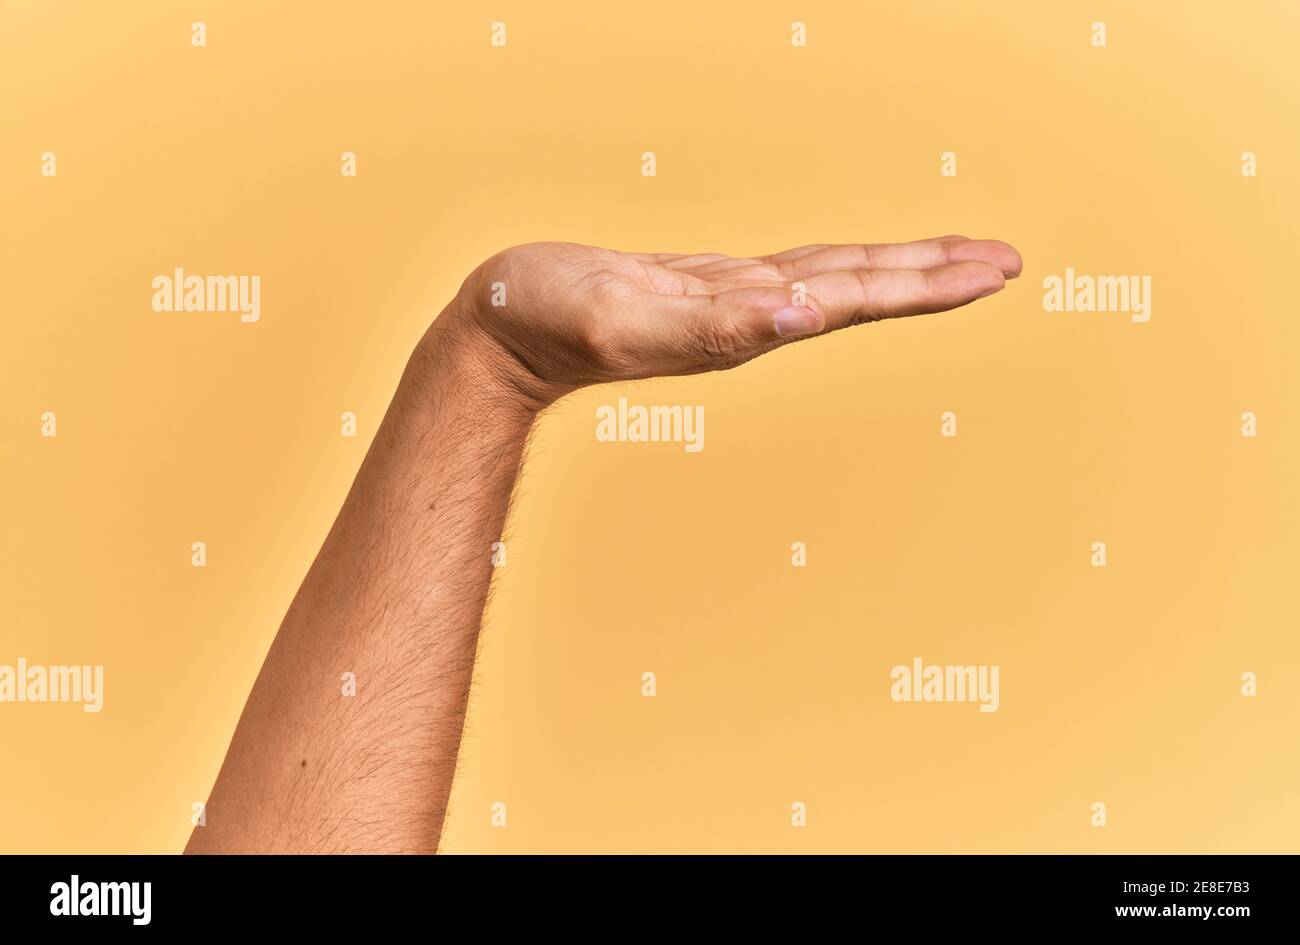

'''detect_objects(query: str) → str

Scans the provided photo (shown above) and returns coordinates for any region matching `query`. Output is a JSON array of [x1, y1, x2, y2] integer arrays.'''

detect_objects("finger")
[[687, 240, 981, 283], [634, 234, 986, 269], [658, 253, 732, 270], [637, 260, 1007, 373], [673, 256, 763, 278], [763, 234, 969, 265], [804, 261, 1007, 329], [628, 251, 692, 263], [773, 238, 1022, 281]]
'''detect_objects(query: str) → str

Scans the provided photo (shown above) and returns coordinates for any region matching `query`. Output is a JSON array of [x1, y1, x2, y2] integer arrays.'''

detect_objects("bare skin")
[[186, 236, 1022, 853]]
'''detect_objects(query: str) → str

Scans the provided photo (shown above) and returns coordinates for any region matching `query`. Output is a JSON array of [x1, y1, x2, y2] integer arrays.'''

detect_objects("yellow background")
[[3, 0, 1297, 853]]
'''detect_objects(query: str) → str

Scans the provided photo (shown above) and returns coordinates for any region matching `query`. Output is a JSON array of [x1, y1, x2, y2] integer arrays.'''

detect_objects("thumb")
[[647, 285, 826, 373]]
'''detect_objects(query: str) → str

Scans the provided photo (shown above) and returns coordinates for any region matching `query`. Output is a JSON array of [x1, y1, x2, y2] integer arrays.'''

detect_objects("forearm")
[[187, 306, 542, 853], [184, 234, 1020, 853]]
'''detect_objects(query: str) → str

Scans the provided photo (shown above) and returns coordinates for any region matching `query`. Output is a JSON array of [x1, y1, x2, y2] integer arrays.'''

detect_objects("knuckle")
[[849, 269, 883, 325]]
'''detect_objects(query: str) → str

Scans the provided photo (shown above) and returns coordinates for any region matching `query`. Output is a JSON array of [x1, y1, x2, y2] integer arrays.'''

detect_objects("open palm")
[[458, 236, 1021, 392]]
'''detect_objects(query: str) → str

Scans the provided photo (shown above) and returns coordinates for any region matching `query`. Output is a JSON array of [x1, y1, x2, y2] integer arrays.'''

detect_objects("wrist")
[[407, 296, 565, 420]]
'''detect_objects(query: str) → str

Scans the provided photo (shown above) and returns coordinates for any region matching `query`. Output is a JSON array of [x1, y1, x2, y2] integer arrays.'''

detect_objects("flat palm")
[[466, 236, 1021, 387]]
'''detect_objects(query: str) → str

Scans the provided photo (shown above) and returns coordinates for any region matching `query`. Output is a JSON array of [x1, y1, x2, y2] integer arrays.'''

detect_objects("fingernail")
[[975, 283, 1005, 299], [773, 305, 823, 337]]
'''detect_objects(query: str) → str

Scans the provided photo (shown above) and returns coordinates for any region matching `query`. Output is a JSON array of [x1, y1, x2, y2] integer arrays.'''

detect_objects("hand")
[[443, 236, 1021, 404]]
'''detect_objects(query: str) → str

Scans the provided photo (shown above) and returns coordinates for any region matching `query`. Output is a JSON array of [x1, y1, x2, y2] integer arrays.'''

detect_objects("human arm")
[[185, 235, 1021, 853]]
